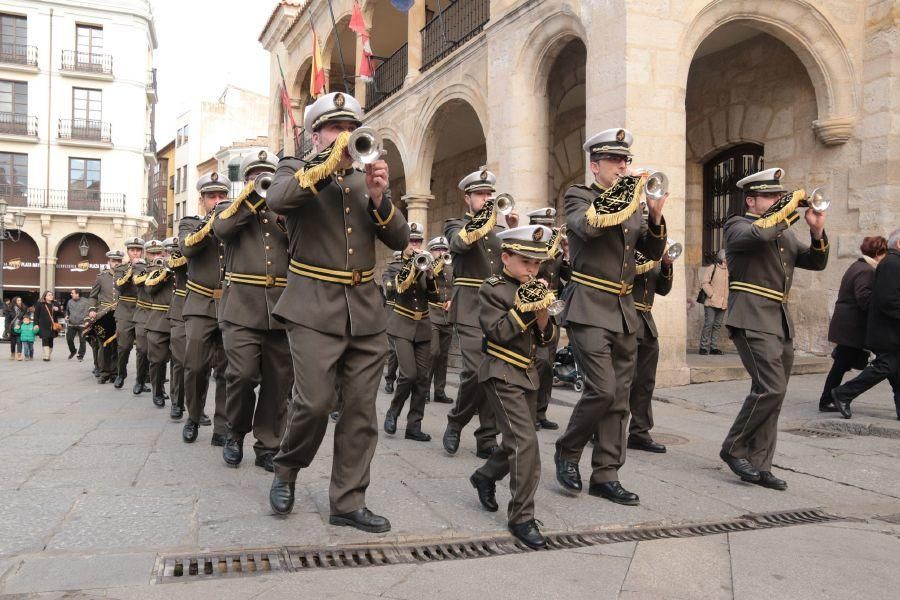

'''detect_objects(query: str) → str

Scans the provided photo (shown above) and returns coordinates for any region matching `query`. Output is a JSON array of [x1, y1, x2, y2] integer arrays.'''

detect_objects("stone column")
[[401, 193, 433, 236], [405, 0, 426, 84], [41, 256, 57, 295]]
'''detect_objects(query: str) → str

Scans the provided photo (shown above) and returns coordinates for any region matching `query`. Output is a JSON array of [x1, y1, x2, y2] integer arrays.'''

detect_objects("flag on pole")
[[310, 28, 327, 97], [279, 83, 296, 141], [349, 1, 374, 82]]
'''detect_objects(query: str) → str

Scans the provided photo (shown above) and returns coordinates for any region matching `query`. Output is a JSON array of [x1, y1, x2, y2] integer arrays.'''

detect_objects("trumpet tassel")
[[294, 131, 351, 191], [752, 190, 806, 229]]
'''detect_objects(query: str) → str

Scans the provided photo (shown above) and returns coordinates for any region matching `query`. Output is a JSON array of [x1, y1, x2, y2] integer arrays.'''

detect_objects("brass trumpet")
[[413, 252, 435, 271], [253, 172, 273, 198], [494, 193, 515, 216], [666, 238, 683, 261], [801, 187, 829, 212], [632, 168, 669, 201], [347, 127, 385, 165]]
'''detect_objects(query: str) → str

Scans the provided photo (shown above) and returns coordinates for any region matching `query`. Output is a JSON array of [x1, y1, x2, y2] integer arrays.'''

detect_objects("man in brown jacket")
[[384, 223, 441, 441], [113, 238, 148, 390], [179, 173, 230, 446], [213, 150, 291, 473], [88, 250, 120, 383], [163, 237, 188, 420], [554, 128, 667, 506], [266, 92, 409, 532], [426, 236, 454, 404], [143, 240, 174, 409], [719, 167, 828, 490], [382, 251, 403, 394]]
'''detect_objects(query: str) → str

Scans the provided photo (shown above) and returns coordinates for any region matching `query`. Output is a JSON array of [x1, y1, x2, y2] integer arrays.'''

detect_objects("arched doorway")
[[1, 229, 40, 304], [324, 16, 357, 96], [546, 38, 586, 214], [54, 233, 110, 296]]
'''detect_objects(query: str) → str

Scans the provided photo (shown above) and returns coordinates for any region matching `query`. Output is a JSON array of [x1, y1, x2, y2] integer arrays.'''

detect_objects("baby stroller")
[[553, 344, 584, 392]]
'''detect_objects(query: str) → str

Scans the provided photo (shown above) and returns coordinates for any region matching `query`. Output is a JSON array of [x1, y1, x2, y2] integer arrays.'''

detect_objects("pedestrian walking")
[[698, 249, 729, 355], [819, 236, 887, 412], [7, 296, 25, 360], [36, 291, 62, 361], [13, 314, 38, 360], [65, 289, 91, 361]]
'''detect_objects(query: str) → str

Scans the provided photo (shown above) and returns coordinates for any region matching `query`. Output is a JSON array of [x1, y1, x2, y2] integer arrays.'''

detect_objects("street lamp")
[[78, 234, 89, 258], [0, 198, 27, 304]]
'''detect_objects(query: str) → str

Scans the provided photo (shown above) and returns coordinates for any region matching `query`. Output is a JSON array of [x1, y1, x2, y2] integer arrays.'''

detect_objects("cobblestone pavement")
[[0, 351, 898, 598]]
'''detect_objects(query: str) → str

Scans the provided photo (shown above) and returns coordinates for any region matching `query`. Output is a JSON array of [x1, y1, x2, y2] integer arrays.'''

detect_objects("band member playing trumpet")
[[137, 240, 165, 402], [266, 92, 409, 533], [143, 240, 174, 408], [113, 237, 148, 390], [719, 167, 828, 490], [469, 225, 558, 550], [554, 128, 667, 506], [384, 223, 441, 442], [212, 150, 292, 473], [382, 250, 403, 394], [426, 236, 454, 404], [163, 237, 188, 419], [88, 250, 121, 384], [442, 168, 519, 459], [627, 248, 674, 453]]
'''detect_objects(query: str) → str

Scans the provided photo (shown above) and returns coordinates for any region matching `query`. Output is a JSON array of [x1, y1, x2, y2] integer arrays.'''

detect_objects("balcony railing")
[[0, 113, 38, 137], [145, 196, 167, 238], [59, 118, 112, 143], [60, 50, 113, 75], [421, 0, 489, 71], [147, 68, 157, 97], [145, 133, 157, 153], [0, 186, 126, 213], [365, 43, 408, 111], [0, 43, 38, 67]]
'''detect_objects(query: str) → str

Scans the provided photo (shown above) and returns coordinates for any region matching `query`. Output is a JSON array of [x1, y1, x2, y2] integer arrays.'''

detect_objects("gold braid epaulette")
[[184, 213, 216, 247], [395, 257, 419, 293], [458, 199, 497, 245], [115, 265, 133, 286], [752, 190, 805, 229], [144, 268, 170, 287], [515, 279, 557, 313], [132, 272, 148, 286], [293, 131, 351, 191], [167, 254, 187, 268], [217, 181, 257, 220], [635, 258, 656, 275], [433, 258, 445, 276], [586, 175, 645, 228]]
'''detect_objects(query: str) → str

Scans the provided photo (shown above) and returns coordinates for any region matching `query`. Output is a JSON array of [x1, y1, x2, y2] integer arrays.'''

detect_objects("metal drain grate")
[[785, 427, 847, 439], [154, 508, 842, 582]]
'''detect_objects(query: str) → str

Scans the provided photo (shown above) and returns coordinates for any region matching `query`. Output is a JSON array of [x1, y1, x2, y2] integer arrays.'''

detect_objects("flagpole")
[[276, 54, 301, 155], [324, 0, 352, 94]]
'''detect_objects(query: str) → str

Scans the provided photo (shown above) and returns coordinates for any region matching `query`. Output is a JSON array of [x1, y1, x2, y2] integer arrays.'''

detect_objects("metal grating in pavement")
[[785, 427, 847, 439], [153, 508, 842, 583]]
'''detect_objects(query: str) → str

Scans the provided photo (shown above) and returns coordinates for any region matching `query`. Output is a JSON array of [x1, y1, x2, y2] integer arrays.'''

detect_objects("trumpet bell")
[[253, 173, 273, 199], [666, 239, 683, 261], [413, 252, 434, 271], [348, 127, 384, 165], [547, 299, 566, 316], [644, 171, 669, 201], [495, 193, 515, 216], [441, 252, 453, 266], [806, 187, 830, 212]]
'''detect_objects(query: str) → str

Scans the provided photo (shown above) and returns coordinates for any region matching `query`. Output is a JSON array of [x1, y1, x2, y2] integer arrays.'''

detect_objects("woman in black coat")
[[7, 296, 26, 360], [36, 290, 62, 361], [819, 236, 887, 411]]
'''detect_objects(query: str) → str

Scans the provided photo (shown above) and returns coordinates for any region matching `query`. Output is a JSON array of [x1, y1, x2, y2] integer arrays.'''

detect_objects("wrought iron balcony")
[[145, 133, 157, 153], [145, 196, 167, 238], [421, 0, 489, 72], [366, 44, 408, 111], [60, 50, 113, 75], [147, 68, 158, 99], [0, 44, 38, 67], [0, 113, 38, 137], [0, 186, 126, 213], [59, 119, 112, 143]]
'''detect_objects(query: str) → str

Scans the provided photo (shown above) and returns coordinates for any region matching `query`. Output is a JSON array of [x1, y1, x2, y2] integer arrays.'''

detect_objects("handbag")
[[697, 265, 717, 304], [46, 304, 61, 333]]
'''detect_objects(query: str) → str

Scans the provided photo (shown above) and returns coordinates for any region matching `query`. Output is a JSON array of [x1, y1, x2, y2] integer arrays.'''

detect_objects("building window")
[[76, 24, 102, 57], [68, 157, 101, 209], [702, 143, 764, 265], [176, 127, 182, 146], [0, 151, 27, 203], [175, 167, 181, 194], [182, 124, 189, 144], [181, 165, 188, 192], [72, 87, 101, 129], [169, 174, 174, 190], [0, 13, 27, 61]]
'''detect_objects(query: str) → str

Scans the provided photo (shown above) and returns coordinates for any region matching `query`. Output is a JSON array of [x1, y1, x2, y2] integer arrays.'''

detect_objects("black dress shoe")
[[152, 395, 166, 408], [699, 348, 709, 355], [182, 420, 198, 443], [627, 436, 667, 453], [98, 375, 110, 384], [113, 376, 125, 389], [405, 428, 431, 442], [554, 447, 582, 491], [269, 477, 295, 515], [68, 351, 76, 360], [132, 382, 145, 395], [383, 411, 397, 435], [830, 390, 852, 419], [537, 419, 559, 430], [433, 394, 453, 404], [818, 401, 840, 413], [210, 433, 226, 447], [92, 367, 100, 377], [476, 445, 499, 459], [442, 426, 460, 455], [469, 472, 498, 512], [161, 392, 170, 401], [509, 519, 546, 550], [719, 449, 761, 482], [384, 381, 394, 394], [170, 403, 184, 420], [329, 508, 391, 533], [588, 481, 640, 505], [199, 414, 212, 426], [709, 349, 724, 355], [255, 453, 274, 472], [755, 471, 787, 490], [223, 437, 243, 467]]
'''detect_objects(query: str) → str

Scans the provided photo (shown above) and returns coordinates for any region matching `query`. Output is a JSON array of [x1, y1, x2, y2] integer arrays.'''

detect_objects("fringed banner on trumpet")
[[752, 190, 805, 229], [586, 175, 644, 228], [167, 253, 187, 269], [115, 265, 133, 287], [144, 268, 169, 288], [395, 256, 418, 293], [294, 131, 351, 191], [515, 279, 557, 313], [634, 250, 656, 275], [217, 181, 256, 220], [184, 212, 216, 247], [458, 199, 497, 245], [546, 228, 563, 258]]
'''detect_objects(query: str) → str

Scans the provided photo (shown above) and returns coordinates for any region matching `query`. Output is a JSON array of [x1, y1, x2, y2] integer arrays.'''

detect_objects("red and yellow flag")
[[310, 28, 326, 98]]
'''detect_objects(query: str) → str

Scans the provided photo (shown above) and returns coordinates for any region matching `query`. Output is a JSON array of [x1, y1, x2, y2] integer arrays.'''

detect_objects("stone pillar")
[[405, 0, 426, 84], [41, 256, 57, 294], [401, 193, 433, 236]]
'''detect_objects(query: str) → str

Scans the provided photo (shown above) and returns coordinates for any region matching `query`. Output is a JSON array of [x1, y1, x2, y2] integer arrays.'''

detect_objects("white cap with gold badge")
[[303, 91, 363, 133], [409, 222, 424, 241], [526, 207, 557, 225], [196, 171, 231, 194], [458, 166, 497, 194], [427, 236, 449, 251], [497, 225, 553, 260], [736, 167, 787, 193], [239, 149, 277, 180], [583, 128, 634, 157]]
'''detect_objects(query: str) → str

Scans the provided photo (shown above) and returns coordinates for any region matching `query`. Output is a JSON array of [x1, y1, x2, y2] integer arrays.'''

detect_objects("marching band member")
[[143, 240, 174, 408], [112, 238, 149, 390], [163, 237, 189, 420], [382, 250, 403, 394], [88, 250, 121, 384], [135, 240, 164, 399], [426, 236, 454, 404]]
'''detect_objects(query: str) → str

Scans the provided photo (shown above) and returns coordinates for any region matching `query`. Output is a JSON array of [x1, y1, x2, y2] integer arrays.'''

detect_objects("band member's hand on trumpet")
[[629, 168, 668, 224]]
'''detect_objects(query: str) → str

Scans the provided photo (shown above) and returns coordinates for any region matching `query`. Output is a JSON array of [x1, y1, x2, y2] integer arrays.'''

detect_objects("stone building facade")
[[260, 0, 899, 386]]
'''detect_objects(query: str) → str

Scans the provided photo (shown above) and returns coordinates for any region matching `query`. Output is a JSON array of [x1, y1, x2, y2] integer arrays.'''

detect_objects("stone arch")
[[515, 9, 588, 94], [53, 232, 110, 291], [1, 229, 40, 296], [680, 0, 858, 145]]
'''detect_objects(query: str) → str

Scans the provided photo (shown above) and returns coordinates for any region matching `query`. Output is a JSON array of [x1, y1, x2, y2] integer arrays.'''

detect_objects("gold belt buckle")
[[350, 270, 363, 286], [212, 289, 223, 300], [781, 291, 789, 304], [619, 281, 629, 296], [265, 274, 275, 287]]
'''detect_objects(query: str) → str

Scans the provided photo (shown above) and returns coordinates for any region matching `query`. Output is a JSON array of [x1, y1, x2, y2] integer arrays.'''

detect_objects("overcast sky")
[[151, 0, 280, 145]]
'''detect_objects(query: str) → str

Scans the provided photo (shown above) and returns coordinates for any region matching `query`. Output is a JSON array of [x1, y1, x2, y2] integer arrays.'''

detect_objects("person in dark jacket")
[[65, 289, 91, 361], [36, 290, 62, 361], [819, 236, 887, 411], [6, 296, 26, 360], [831, 229, 900, 419]]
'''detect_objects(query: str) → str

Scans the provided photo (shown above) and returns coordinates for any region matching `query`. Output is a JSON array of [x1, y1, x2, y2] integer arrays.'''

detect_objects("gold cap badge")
[[533, 228, 544, 242], [334, 93, 345, 109]]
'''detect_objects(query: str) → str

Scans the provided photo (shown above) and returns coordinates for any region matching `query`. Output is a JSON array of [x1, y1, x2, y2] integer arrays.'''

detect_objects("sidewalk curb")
[[804, 418, 900, 440]]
